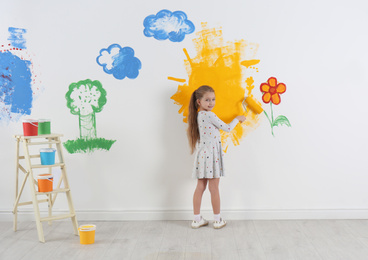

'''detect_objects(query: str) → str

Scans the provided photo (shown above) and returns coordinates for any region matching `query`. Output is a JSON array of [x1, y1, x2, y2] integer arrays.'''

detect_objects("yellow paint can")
[[79, 224, 96, 244]]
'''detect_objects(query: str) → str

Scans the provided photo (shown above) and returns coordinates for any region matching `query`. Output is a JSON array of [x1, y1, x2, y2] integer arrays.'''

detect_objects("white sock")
[[194, 214, 201, 222], [214, 214, 221, 222]]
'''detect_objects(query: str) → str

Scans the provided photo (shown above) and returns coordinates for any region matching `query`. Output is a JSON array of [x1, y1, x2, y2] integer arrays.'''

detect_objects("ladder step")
[[27, 141, 60, 145], [36, 188, 70, 195], [15, 133, 63, 139], [40, 213, 75, 222], [19, 155, 40, 159], [14, 133, 63, 139], [31, 163, 65, 169], [17, 199, 49, 207]]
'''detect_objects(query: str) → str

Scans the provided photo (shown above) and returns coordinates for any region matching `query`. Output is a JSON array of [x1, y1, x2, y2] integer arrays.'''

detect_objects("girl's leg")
[[208, 178, 220, 214], [193, 179, 208, 215]]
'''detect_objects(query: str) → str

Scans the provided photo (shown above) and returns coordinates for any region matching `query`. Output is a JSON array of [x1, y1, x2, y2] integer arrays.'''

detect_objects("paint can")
[[22, 119, 38, 136], [79, 224, 96, 244], [40, 148, 56, 165], [38, 119, 51, 135], [37, 174, 53, 192]]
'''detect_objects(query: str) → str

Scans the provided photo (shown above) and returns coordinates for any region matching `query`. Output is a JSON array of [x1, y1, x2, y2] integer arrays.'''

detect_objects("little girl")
[[187, 85, 246, 229]]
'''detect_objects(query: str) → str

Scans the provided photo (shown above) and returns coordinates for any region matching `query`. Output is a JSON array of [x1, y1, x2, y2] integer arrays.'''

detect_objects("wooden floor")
[[1, 219, 368, 259]]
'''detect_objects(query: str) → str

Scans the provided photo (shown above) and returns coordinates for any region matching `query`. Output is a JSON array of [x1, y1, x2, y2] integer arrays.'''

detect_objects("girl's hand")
[[236, 115, 246, 123]]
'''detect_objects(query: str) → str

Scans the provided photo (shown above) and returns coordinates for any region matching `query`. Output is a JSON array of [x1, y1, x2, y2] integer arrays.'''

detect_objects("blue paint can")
[[40, 148, 56, 165]]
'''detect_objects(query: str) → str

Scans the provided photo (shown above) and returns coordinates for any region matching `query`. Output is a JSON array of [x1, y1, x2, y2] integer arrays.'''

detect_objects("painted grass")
[[63, 138, 116, 154]]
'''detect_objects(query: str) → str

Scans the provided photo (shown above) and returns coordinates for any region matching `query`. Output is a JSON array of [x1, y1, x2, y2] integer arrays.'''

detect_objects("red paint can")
[[22, 119, 38, 136]]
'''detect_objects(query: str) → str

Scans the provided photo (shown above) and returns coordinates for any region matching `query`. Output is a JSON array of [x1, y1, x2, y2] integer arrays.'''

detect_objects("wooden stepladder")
[[13, 133, 78, 243]]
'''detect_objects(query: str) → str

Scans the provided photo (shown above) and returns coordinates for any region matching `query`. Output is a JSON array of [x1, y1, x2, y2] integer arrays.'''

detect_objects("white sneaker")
[[213, 218, 227, 229], [191, 217, 209, 229]]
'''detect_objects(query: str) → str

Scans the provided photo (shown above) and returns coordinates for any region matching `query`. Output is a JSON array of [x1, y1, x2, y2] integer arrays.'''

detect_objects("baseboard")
[[1, 208, 368, 221]]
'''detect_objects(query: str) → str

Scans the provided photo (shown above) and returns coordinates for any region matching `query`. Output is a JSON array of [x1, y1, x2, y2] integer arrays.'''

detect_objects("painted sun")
[[169, 23, 262, 152]]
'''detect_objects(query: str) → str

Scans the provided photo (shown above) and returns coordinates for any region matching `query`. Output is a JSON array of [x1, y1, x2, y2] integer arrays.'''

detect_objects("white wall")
[[1, 0, 368, 221]]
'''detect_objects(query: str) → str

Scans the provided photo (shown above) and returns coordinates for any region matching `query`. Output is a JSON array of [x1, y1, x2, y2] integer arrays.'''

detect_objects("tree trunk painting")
[[79, 113, 96, 140]]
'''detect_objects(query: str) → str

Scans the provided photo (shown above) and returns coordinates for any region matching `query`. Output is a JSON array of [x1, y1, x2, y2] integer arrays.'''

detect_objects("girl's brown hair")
[[187, 85, 215, 154]]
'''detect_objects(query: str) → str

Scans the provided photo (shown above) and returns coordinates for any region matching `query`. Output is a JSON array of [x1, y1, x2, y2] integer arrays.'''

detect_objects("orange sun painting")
[[169, 23, 262, 152]]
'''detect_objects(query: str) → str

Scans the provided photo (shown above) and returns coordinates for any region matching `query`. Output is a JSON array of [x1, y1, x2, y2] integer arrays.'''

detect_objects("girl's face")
[[197, 91, 216, 111]]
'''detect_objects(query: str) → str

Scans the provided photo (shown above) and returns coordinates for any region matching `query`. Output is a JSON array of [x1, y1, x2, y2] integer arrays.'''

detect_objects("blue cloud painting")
[[96, 44, 142, 80], [143, 9, 195, 42]]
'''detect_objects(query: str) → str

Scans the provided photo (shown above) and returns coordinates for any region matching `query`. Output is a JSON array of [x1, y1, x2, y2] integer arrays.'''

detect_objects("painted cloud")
[[143, 9, 195, 42], [96, 44, 142, 80]]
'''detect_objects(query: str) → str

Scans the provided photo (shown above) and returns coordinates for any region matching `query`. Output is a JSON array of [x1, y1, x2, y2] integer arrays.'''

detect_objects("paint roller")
[[242, 96, 263, 114]]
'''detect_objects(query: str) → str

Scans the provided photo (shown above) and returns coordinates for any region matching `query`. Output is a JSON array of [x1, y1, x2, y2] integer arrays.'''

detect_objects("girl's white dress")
[[192, 111, 239, 179]]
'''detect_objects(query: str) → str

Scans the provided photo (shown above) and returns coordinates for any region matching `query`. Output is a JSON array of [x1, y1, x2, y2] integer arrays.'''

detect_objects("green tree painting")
[[63, 79, 116, 153]]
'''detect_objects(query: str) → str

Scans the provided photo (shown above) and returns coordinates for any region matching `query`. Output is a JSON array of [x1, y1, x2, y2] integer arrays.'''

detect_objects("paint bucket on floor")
[[37, 174, 53, 192], [40, 148, 56, 165], [79, 224, 96, 244], [22, 119, 38, 136], [38, 119, 51, 135]]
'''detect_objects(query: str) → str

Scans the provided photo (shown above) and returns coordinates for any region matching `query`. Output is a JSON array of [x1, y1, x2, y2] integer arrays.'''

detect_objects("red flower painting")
[[260, 77, 291, 136], [260, 77, 286, 105]]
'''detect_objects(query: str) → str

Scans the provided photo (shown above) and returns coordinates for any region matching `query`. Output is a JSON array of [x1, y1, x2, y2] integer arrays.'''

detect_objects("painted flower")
[[260, 77, 286, 105]]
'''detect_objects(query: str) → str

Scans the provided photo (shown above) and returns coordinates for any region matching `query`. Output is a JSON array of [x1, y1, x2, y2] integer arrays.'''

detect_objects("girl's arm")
[[209, 112, 239, 132]]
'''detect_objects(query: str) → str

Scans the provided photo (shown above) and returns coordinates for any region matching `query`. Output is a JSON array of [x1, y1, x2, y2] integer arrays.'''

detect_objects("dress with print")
[[192, 111, 239, 179]]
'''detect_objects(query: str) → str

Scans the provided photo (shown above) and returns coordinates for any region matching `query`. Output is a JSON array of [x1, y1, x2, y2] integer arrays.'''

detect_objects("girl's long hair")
[[187, 85, 215, 154]]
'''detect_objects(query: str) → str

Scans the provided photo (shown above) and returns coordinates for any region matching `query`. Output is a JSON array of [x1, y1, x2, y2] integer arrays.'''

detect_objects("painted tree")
[[66, 79, 106, 139]]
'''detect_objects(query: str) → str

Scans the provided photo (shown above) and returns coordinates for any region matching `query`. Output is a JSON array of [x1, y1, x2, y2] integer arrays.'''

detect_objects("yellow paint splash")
[[170, 23, 262, 151], [168, 77, 186, 83], [241, 59, 260, 67], [245, 76, 255, 95]]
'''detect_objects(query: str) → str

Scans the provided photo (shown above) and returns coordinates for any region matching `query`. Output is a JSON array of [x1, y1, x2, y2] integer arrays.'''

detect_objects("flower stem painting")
[[260, 77, 291, 136], [64, 79, 116, 153]]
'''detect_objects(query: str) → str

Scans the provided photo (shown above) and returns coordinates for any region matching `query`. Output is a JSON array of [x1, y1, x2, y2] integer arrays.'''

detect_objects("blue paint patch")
[[143, 9, 195, 42], [0, 51, 32, 119], [8, 27, 27, 49], [96, 44, 142, 80]]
